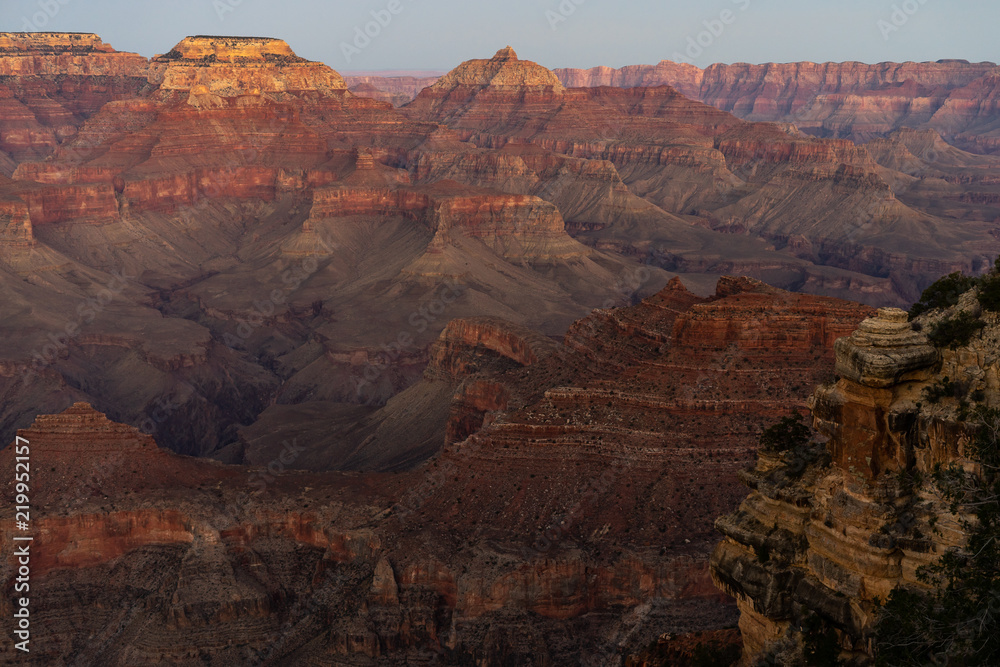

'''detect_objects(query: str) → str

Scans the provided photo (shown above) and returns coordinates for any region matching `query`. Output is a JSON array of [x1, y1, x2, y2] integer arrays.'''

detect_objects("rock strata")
[[834, 307, 938, 388], [710, 292, 992, 664]]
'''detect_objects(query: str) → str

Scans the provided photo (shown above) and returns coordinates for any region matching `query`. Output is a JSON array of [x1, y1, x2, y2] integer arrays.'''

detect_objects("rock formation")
[[148, 36, 348, 101], [0, 35, 662, 459], [709, 290, 1000, 663], [403, 50, 1000, 303], [554, 60, 1000, 153], [0, 278, 871, 664], [3, 34, 999, 483], [0, 33, 148, 168], [429, 46, 563, 92], [345, 74, 442, 106]]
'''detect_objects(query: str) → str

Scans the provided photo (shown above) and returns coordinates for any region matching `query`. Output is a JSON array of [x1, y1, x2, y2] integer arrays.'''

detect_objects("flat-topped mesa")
[[158, 35, 302, 62], [834, 307, 938, 388], [17, 402, 159, 454], [427, 46, 565, 93], [0, 32, 113, 53], [149, 36, 347, 98], [0, 32, 147, 77]]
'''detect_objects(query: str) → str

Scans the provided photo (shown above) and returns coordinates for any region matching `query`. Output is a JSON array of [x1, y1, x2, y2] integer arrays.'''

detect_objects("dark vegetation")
[[759, 414, 811, 454], [907, 258, 1000, 349], [909, 272, 977, 318], [875, 408, 1000, 665], [928, 311, 985, 349], [758, 414, 830, 485]]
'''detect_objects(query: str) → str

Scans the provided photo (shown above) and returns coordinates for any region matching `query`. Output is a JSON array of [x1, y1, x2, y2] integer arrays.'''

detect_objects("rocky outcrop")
[[555, 60, 704, 99], [429, 316, 557, 380], [834, 307, 938, 388], [0, 33, 148, 166], [20, 401, 158, 452], [148, 36, 348, 101], [404, 50, 1000, 305], [394, 277, 871, 657], [709, 289, 997, 664], [0, 177, 33, 245], [0, 32, 148, 76], [427, 46, 564, 93]]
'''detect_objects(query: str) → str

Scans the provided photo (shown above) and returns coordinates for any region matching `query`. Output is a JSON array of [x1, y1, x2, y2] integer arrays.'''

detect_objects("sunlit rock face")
[[0, 32, 148, 76], [555, 59, 1000, 152], [709, 295, 998, 665], [427, 46, 565, 93], [0, 33, 148, 167], [148, 36, 348, 100]]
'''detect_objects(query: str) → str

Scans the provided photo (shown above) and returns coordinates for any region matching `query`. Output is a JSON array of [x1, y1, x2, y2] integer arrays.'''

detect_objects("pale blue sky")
[[3, 0, 995, 72]]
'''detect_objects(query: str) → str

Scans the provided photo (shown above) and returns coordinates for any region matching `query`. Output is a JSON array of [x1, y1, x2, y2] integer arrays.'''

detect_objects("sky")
[[3, 0, 997, 73]]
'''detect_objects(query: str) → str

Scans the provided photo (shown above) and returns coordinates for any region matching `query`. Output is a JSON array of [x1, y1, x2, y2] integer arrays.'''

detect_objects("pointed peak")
[[65, 401, 101, 415], [428, 48, 564, 94], [494, 46, 518, 61]]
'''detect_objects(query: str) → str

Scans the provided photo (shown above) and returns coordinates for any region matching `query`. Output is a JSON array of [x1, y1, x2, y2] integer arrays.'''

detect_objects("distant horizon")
[[3, 0, 996, 72], [339, 57, 1000, 77], [6, 30, 998, 75]]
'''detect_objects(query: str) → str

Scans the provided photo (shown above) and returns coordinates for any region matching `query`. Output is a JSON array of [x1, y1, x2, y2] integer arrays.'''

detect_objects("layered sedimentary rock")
[[345, 74, 442, 106], [834, 307, 938, 388], [0, 33, 148, 167], [0, 32, 148, 76], [430, 46, 563, 92], [388, 277, 872, 661], [0, 176, 33, 245], [4, 34, 1000, 475], [2, 35, 667, 460], [709, 294, 999, 664], [555, 60, 1000, 153], [148, 36, 348, 100], [0, 278, 871, 665], [403, 49, 1000, 304]]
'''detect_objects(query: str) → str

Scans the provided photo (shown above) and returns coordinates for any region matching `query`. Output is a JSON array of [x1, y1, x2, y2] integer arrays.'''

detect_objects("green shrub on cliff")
[[875, 408, 1000, 665], [928, 311, 985, 350], [909, 272, 976, 319], [977, 272, 1000, 312], [759, 414, 811, 453], [908, 257, 1000, 319]]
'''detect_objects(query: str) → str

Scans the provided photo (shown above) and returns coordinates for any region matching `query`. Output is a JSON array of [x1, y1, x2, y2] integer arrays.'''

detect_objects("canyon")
[[2, 29, 1000, 664], [558, 60, 1000, 155], [1, 275, 870, 664], [357, 59, 1000, 155]]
